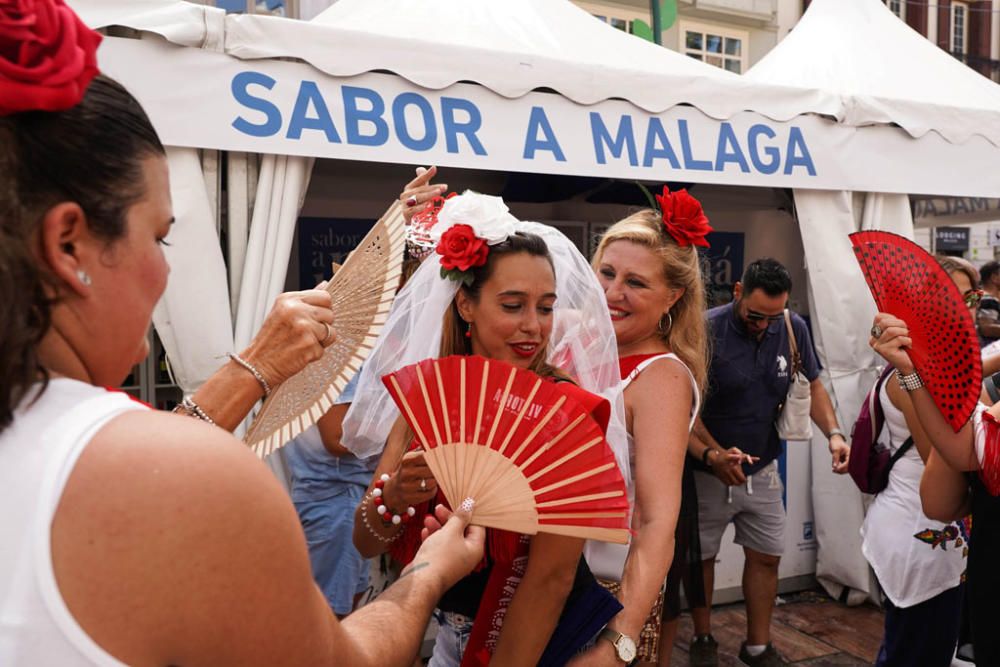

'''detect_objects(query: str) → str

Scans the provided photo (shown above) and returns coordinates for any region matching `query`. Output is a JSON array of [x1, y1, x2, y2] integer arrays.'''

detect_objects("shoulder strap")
[[868, 367, 894, 442], [783, 309, 801, 373], [886, 436, 915, 473], [624, 353, 700, 431], [623, 353, 675, 389]]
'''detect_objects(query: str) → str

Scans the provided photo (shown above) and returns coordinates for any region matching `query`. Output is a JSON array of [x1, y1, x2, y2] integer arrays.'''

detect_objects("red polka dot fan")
[[849, 230, 981, 432], [382, 355, 630, 543]]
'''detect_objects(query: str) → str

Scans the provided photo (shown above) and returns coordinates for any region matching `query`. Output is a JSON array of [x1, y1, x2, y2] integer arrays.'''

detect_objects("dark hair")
[[741, 258, 792, 297], [441, 232, 562, 377], [981, 261, 1000, 285], [0, 74, 165, 432]]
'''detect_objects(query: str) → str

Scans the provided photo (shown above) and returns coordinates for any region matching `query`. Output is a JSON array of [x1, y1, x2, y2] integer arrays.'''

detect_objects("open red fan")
[[382, 355, 630, 544], [850, 230, 981, 431]]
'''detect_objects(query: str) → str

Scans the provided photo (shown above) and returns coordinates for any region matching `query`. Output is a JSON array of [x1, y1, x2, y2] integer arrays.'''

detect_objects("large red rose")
[[436, 224, 489, 272], [0, 0, 102, 115], [657, 186, 713, 248]]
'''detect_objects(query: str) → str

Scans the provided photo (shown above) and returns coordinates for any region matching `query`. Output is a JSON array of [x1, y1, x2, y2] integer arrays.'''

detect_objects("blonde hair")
[[935, 255, 980, 290], [592, 209, 709, 397]]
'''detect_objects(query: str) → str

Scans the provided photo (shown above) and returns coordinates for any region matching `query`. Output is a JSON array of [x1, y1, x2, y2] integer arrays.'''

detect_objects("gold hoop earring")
[[658, 312, 673, 335]]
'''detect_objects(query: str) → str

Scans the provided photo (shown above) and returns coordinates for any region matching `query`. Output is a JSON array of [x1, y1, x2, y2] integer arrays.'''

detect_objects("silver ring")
[[420, 478, 427, 490], [870, 324, 883, 339], [321, 322, 334, 346]]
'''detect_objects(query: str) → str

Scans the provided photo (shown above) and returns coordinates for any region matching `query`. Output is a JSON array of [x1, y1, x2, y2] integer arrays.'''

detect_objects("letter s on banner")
[[231, 71, 282, 137]]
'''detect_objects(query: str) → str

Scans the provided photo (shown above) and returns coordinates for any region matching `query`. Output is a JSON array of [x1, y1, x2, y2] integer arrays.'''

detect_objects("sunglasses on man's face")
[[744, 309, 784, 323], [964, 288, 985, 308]]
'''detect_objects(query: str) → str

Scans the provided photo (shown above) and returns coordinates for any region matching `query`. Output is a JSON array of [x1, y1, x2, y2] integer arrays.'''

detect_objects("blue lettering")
[[747, 124, 780, 174], [441, 98, 487, 155], [784, 127, 816, 175], [678, 119, 712, 171], [392, 93, 437, 152], [523, 107, 566, 161], [342, 86, 388, 146], [642, 118, 680, 168], [590, 113, 637, 166], [231, 71, 281, 137], [287, 81, 341, 142], [715, 123, 750, 173]]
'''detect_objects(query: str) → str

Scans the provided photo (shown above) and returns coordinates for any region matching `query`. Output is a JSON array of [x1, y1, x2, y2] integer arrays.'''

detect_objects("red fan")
[[850, 230, 981, 431], [382, 355, 630, 544]]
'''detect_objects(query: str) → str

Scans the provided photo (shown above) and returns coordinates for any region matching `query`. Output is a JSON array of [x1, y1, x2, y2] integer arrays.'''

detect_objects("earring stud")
[[76, 269, 92, 286]]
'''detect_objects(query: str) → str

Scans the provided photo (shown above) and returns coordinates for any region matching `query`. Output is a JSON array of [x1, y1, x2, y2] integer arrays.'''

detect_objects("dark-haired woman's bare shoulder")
[[49, 409, 335, 665]]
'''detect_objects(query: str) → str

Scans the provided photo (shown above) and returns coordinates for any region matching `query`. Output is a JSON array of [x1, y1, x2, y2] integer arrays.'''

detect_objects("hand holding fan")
[[382, 355, 630, 544], [849, 230, 981, 431], [245, 201, 407, 456]]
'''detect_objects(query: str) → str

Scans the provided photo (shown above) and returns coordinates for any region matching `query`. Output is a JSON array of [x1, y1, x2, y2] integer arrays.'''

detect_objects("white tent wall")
[[153, 147, 234, 394], [233, 155, 315, 351], [793, 190, 915, 604]]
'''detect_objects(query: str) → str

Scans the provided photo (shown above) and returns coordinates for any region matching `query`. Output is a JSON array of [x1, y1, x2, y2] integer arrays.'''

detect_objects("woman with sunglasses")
[[862, 256, 978, 666]]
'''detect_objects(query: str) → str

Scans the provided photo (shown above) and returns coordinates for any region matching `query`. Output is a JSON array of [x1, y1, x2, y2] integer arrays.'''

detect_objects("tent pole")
[[651, 0, 662, 45]]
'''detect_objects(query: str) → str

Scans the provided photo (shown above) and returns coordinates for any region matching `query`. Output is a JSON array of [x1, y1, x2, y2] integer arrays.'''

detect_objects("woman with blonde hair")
[[574, 188, 712, 666]]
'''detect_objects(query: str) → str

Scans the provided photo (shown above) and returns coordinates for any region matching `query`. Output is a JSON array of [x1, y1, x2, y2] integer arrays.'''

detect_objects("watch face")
[[617, 636, 637, 662]]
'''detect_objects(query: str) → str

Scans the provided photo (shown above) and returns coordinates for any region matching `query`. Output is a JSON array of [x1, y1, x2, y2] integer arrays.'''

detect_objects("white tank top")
[[0, 378, 146, 666], [585, 353, 700, 581], [859, 371, 967, 607]]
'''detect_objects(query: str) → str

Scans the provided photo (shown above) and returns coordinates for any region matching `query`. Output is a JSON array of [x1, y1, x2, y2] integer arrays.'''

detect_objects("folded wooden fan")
[[382, 355, 630, 544], [245, 201, 407, 456], [850, 230, 981, 432]]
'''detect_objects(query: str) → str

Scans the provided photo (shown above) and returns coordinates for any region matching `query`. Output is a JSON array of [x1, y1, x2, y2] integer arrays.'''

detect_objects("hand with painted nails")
[[408, 498, 485, 589], [399, 165, 448, 223]]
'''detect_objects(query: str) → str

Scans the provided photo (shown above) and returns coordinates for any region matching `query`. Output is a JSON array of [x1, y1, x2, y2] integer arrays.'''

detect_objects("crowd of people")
[[3, 3, 1000, 667]]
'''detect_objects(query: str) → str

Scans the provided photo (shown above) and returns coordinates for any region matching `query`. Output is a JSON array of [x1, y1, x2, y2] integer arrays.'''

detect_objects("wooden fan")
[[382, 355, 630, 544], [850, 230, 981, 432], [245, 201, 407, 456]]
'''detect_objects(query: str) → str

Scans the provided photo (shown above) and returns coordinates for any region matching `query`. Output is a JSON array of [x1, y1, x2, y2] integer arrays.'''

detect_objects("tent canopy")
[[75, 0, 835, 120], [746, 0, 1000, 146]]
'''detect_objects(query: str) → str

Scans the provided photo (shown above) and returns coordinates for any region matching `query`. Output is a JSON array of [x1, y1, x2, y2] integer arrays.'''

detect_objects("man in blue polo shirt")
[[687, 259, 850, 667]]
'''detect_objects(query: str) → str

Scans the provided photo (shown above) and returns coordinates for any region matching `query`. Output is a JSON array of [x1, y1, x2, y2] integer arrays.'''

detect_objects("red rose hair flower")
[[654, 186, 713, 248], [436, 224, 489, 285], [0, 0, 103, 116]]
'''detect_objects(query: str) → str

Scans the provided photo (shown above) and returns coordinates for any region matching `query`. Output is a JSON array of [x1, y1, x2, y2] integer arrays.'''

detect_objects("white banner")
[[99, 37, 1000, 197]]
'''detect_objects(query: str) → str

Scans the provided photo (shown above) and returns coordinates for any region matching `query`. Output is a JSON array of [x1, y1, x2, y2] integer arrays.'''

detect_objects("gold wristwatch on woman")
[[599, 627, 637, 663]]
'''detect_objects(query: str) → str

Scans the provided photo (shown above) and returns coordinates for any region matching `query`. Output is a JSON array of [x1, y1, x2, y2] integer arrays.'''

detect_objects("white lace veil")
[[341, 193, 629, 483]]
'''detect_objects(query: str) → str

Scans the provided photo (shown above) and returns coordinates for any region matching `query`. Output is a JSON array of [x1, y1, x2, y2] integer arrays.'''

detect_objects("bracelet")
[[174, 396, 216, 426], [373, 474, 417, 525], [828, 428, 845, 440], [701, 447, 714, 467], [360, 491, 403, 544], [228, 352, 272, 397], [897, 370, 924, 392]]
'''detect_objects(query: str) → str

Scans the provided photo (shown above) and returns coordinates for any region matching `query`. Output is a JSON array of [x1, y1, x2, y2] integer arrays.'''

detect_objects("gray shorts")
[[694, 460, 785, 559]]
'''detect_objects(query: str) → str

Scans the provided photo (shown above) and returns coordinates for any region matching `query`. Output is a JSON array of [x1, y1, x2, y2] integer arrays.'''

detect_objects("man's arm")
[[690, 415, 747, 486], [808, 379, 849, 473]]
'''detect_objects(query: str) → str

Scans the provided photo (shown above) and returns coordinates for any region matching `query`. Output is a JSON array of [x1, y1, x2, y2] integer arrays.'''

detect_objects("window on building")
[[886, 0, 905, 20], [680, 21, 747, 73], [579, 2, 652, 36], [952, 1, 969, 55]]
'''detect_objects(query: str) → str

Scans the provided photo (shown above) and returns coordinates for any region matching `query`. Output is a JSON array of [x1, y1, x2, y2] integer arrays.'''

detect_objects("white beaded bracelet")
[[360, 491, 403, 544], [228, 352, 272, 397]]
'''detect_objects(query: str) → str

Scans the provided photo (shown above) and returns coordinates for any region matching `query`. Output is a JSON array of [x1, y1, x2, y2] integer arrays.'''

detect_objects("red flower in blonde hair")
[[0, 0, 103, 115], [654, 186, 713, 248]]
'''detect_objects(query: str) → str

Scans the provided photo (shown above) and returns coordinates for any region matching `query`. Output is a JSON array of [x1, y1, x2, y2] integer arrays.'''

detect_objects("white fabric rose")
[[431, 190, 517, 245]]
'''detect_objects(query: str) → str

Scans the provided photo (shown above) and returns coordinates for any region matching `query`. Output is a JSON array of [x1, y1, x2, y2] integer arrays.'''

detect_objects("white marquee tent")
[[746, 0, 1000, 603], [70, 0, 1000, 599]]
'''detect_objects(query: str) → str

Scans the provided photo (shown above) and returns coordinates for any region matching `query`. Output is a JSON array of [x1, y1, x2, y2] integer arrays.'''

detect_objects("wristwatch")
[[599, 627, 637, 663], [827, 428, 845, 440]]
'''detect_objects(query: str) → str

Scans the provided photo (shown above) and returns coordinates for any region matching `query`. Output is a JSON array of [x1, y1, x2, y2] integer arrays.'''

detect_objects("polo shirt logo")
[[777, 355, 789, 377]]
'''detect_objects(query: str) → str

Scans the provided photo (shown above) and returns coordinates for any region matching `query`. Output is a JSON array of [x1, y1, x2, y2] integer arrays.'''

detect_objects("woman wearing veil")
[[344, 191, 628, 666]]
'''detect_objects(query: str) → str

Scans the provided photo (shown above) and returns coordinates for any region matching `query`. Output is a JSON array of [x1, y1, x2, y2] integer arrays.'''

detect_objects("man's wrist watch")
[[701, 447, 715, 467], [599, 627, 637, 663]]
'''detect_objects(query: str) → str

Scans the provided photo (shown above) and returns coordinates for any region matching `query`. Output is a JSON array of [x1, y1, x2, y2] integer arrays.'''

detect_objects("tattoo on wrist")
[[399, 562, 429, 580]]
